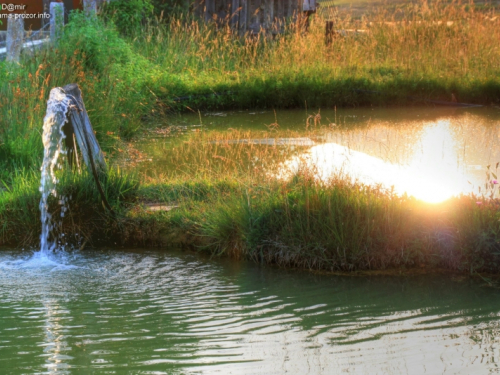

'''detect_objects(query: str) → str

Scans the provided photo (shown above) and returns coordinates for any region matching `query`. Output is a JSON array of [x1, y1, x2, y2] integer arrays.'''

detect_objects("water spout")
[[39, 88, 70, 254]]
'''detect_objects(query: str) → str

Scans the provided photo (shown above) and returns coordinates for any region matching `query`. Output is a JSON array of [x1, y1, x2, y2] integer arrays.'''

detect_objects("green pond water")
[[131, 106, 500, 203], [1, 248, 500, 374], [4, 107, 500, 373]]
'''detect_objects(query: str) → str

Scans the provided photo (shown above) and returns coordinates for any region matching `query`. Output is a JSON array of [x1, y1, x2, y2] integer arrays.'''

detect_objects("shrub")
[[102, 0, 154, 36], [59, 11, 132, 73]]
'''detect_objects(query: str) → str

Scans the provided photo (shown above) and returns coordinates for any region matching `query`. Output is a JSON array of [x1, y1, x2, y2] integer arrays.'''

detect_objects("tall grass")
[[127, 125, 500, 274], [1, 1, 499, 173], [1, 1, 500, 274], [132, 0, 500, 110], [135, 168, 500, 274]]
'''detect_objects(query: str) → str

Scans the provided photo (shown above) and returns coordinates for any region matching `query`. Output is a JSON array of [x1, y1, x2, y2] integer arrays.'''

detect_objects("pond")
[[1, 248, 500, 374], [129, 106, 500, 203], [3, 106, 500, 373]]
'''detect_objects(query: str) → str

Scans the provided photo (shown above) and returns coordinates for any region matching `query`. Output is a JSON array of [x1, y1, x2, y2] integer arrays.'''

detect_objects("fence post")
[[192, 0, 204, 19], [231, 0, 240, 29], [50, 2, 64, 43], [265, 0, 274, 31], [6, 17, 24, 63], [239, 0, 247, 34], [205, 0, 215, 22], [325, 20, 334, 45], [83, 0, 97, 16]]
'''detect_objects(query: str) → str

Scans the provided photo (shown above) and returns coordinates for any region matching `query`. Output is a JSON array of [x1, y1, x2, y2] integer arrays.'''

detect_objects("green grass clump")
[[0, 167, 139, 247], [0, 12, 155, 178], [126, 173, 500, 274]]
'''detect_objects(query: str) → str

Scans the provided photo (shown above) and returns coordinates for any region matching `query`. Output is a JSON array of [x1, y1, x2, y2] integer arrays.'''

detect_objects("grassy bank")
[[1, 1, 500, 273], [3, 167, 500, 274], [136, 2, 500, 111], [2, 1, 500, 172], [2, 128, 500, 275]]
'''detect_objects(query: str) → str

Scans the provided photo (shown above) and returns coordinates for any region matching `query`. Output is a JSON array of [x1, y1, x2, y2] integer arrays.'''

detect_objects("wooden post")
[[83, 0, 97, 16], [325, 20, 335, 45], [277, 0, 284, 31], [62, 84, 107, 174], [240, 0, 248, 33], [252, 0, 262, 33], [50, 2, 64, 43], [265, 0, 274, 31], [205, 0, 215, 22], [193, 0, 204, 19], [6, 18, 24, 63], [231, 0, 240, 29], [285, 0, 293, 18], [61, 83, 112, 212], [247, 0, 253, 32], [299, 0, 316, 33]]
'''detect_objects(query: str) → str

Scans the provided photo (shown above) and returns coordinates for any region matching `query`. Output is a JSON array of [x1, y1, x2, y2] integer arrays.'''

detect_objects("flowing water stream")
[[39, 88, 70, 256]]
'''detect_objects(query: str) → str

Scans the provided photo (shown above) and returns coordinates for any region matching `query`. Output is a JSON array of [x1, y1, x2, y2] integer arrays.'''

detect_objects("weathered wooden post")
[[239, 0, 248, 34], [251, 0, 262, 33], [62, 83, 107, 174], [83, 0, 97, 16], [240, 0, 248, 32], [265, 0, 274, 31], [6, 17, 24, 63], [50, 2, 64, 43], [300, 0, 316, 32], [231, 0, 240, 29], [205, 0, 215, 22], [277, 0, 284, 32], [286, 0, 295, 19], [61, 83, 111, 211], [325, 20, 335, 45], [193, 0, 204, 19]]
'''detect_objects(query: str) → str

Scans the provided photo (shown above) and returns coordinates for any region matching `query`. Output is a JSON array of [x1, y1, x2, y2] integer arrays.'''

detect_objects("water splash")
[[0, 251, 79, 271], [39, 88, 71, 255]]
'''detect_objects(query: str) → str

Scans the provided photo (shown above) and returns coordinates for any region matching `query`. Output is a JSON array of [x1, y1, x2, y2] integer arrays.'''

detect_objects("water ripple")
[[1, 248, 500, 374]]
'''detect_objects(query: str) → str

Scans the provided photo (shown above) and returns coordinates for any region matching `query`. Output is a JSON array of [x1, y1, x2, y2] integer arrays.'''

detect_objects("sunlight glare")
[[278, 120, 480, 203]]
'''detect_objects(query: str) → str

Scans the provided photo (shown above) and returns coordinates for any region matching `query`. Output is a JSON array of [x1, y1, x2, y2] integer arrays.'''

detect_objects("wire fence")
[[0, 21, 50, 47], [0, 21, 51, 60], [0, 3, 73, 48]]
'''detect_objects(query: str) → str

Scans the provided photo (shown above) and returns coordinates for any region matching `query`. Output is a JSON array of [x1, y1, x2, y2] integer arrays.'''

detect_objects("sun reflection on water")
[[404, 120, 476, 202], [280, 119, 483, 203], [42, 299, 72, 374]]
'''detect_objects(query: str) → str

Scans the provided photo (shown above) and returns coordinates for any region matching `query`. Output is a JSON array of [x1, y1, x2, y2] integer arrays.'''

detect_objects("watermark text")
[[0, 12, 50, 20], [1, 3, 26, 12]]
